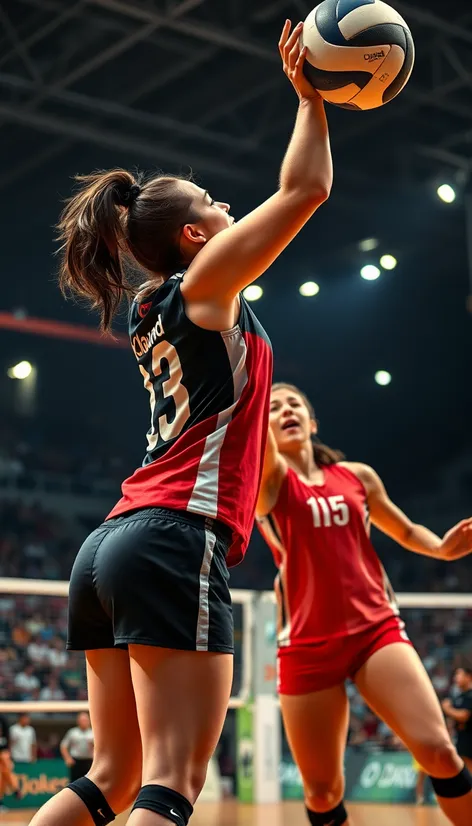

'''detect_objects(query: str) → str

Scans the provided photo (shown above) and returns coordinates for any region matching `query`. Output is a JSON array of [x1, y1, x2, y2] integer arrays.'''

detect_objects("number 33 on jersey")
[[107, 273, 273, 568]]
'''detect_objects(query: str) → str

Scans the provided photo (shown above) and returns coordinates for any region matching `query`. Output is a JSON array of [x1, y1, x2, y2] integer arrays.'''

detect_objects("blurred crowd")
[[0, 593, 87, 705], [0, 502, 77, 580], [0, 414, 132, 496]]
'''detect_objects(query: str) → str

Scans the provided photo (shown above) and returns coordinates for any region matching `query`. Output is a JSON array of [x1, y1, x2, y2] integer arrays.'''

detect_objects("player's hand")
[[442, 698, 453, 713], [440, 517, 472, 560], [65, 756, 75, 767], [279, 20, 320, 101]]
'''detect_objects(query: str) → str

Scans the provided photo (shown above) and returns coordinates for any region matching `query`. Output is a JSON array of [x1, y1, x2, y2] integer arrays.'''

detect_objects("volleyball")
[[301, 0, 415, 110]]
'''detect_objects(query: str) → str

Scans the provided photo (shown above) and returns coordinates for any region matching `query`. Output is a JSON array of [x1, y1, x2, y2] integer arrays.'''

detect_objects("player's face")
[[78, 712, 90, 729], [455, 668, 471, 690], [180, 182, 234, 250], [269, 388, 316, 453]]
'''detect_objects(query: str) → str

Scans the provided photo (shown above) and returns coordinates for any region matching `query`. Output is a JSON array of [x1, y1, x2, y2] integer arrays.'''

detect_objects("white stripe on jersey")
[[187, 326, 248, 517], [196, 529, 216, 651]]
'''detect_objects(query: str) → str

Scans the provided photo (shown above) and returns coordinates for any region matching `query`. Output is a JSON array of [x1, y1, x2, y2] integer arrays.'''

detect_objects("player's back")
[[258, 463, 397, 646], [108, 274, 272, 566]]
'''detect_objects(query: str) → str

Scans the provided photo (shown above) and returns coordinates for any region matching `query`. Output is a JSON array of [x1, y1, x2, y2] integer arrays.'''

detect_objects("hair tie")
[[116, 183, 141, 208]]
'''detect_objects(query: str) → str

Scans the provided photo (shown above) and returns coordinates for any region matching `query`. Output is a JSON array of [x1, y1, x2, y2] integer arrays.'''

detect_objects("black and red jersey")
[[108, 274, 272, 566]]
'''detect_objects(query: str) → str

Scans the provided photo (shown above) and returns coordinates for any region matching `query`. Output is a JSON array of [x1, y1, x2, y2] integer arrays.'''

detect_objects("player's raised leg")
[[29, 648, 142, 826], [355, 642, 472, 826], [126, 646, 233, 825], [280, 684, 351, 826]]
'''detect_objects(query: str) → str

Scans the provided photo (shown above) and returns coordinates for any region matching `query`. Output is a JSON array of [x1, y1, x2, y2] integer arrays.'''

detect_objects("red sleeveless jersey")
[[257, 464, 398, 646], [108, 276, 272, 567]]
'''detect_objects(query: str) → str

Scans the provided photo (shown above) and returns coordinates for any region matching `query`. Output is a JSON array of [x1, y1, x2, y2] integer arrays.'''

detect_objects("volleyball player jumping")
[[29, 22, 332, 826], [257, 382, 472, 826]]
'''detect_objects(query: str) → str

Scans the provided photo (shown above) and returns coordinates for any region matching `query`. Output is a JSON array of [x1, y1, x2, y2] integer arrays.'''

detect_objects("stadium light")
[[360, 265, 381, 281], [243, 285, 263, 301], [299, 281, 320, 297], [437, 184, 456, 204], [380, 254, 397, 270], [375, 370, 392, 386], [7, 361, 33, 380], [359, 238, 379, 252]]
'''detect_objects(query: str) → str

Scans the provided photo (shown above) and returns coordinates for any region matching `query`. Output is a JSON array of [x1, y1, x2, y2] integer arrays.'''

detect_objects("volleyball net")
[[0, 577, 471, 806]]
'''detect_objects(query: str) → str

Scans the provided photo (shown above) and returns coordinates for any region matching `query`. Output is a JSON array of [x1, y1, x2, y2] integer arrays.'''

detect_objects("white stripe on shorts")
[[196, 529, 216, 651]]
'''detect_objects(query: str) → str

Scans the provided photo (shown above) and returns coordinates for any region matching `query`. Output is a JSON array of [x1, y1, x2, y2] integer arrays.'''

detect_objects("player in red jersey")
[[29, 23, 332, 826], [257, 383, 472, 826]]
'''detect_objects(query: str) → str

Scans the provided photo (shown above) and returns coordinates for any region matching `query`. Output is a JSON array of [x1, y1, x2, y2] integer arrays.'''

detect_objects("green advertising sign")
[[236, 705, 254, 803], [281, 750, 436, 805], [6, 759, 69, 809]]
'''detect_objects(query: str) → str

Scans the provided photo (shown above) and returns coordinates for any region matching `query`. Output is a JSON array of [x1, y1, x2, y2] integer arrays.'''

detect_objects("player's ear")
[[182, 223, 206, 245], [310, 418, 319, 436]]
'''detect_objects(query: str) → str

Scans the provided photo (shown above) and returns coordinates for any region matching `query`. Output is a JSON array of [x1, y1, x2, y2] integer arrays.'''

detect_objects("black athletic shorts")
[[67, 507, 234, 654]]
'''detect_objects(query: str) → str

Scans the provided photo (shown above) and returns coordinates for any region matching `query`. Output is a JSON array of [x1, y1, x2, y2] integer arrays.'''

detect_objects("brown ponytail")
[[271, 382, 345, 466], [57, 168, 199, 330], [312, 437, 345, 467]]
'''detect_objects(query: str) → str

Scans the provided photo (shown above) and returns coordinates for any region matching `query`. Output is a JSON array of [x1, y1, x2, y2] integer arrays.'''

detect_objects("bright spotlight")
[[359, 238, 379, 252], [360, 265, 381, 281], [243, 285, 263, 302], [8, 360, 33, 380], [380, 254, 397, 271], [299, 281, 320, 297], [375, 370, 392, 386], [437, 184, 456, 204]]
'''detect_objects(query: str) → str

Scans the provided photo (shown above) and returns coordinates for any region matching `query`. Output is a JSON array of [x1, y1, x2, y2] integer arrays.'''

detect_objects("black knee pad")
[[68, 777, 115, 825], [132, 784, 193, 825], [306, 801, 348, 825], [430, 765, 472, 799]]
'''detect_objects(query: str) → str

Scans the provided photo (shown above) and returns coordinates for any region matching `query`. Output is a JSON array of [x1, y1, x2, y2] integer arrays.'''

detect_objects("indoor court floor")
[[0, 801, 451, 825]]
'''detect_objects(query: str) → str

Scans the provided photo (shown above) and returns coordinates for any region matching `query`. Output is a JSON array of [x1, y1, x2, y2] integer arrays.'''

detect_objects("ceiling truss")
[[0, 0, 470, 193]]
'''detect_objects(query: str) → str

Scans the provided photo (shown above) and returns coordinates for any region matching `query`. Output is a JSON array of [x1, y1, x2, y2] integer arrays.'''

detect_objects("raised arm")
[[256, 427, 287, 517], [182, 21, 332, 306], [349, 463, 472, 562]]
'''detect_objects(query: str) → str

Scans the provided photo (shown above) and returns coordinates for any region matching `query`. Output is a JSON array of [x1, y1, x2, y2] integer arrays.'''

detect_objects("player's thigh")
[[128, 644, 233, 801], [86, 648, 142, 807], [354, 643, 454, 754], [280, 683, 349, 787]]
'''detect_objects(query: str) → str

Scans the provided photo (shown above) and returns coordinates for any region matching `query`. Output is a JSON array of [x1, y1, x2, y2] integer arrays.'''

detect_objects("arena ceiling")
[[1, 0, 472, 194]]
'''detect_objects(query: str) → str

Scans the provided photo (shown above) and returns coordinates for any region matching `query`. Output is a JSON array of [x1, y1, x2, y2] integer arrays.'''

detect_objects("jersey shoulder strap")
[[129, 274, 185, 352]]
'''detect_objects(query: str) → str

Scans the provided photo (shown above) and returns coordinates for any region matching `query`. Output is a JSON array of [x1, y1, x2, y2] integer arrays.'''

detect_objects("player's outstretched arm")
[[347, 462, 472, 561], [182, 21, 332, 307], [256, 428, 287, 517]]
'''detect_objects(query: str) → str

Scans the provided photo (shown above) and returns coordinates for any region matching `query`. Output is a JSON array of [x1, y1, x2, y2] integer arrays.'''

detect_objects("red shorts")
[[277, 614, 412, 695]]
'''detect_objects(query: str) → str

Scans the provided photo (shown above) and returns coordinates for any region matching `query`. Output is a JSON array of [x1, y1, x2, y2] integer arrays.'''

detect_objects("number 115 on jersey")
[[307, 495, 350, 528]]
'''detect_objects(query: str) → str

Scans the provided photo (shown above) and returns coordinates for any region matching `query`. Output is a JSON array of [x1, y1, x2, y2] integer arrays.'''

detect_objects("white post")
[[253, 591, 280, 804]]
